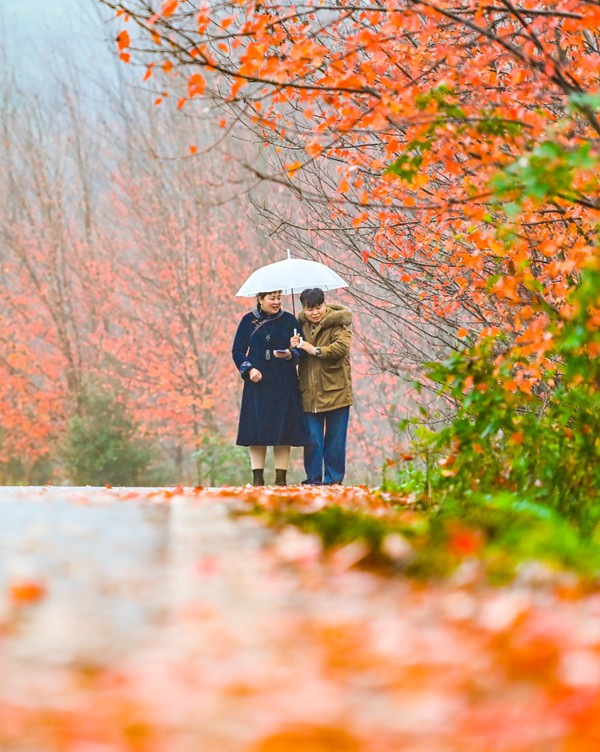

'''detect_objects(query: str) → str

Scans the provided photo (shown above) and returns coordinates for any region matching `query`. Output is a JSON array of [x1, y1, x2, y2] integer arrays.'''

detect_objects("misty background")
[[0, 0, 405, 487]]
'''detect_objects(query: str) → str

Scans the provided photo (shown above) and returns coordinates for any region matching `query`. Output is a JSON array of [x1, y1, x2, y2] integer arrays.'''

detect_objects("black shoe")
[[275, 469, 287, 486], [252, 469, 265, 486], [301, 479, 322, 485]]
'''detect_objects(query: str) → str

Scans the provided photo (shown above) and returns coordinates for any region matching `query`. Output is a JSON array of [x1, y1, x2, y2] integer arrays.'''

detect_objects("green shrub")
[[0, 453, 53, 485], [416, 259, 600, 534], [256, 494, 600, 582], [61, 387, 153, 486], [193, 430, 250, 486]]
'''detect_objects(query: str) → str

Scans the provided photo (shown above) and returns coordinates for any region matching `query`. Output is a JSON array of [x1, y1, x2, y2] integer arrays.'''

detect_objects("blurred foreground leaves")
[[2, 485, 600, 752]]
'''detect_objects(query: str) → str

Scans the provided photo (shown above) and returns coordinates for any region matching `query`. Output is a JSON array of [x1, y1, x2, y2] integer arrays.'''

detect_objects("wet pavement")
[[1, 486, 600, 752]]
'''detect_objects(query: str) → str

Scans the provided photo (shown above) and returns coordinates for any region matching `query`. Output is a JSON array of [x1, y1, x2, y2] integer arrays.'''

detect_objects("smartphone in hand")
[[274, 349, 288, 354]]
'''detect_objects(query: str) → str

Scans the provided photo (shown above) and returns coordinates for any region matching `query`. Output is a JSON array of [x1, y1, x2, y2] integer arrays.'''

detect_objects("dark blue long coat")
[[232, 309, 307, 446]]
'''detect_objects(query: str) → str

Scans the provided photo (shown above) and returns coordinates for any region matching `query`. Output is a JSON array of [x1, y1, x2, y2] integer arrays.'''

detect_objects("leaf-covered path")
[[1, 486, 599, 751]]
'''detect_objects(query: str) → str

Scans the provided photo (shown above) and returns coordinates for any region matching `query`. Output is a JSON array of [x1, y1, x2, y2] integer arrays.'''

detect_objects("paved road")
[[1, 486, 599, 752], [0, 486, 273, 664]]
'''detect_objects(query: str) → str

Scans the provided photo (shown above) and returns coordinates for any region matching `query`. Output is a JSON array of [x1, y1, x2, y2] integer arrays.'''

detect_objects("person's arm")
[[317, 326, 351, 360], [286, 321, 304, 363], [298, 326, 351, 360], [290, 335, 308, 361], [232, 316, 256, 379]]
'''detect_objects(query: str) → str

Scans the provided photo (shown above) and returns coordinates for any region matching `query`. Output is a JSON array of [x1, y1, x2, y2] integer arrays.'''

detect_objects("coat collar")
[[253, 308, 283, 322], [298, 303, 352, 330]]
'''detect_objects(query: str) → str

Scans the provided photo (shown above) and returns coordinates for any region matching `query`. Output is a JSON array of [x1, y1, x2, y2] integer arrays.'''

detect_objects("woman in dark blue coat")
[[232, 290, 307, 486]]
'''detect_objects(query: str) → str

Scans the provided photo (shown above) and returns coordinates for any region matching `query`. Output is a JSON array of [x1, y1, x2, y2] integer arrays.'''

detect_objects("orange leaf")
[[231, 78, 245, 98], [116, 30, 130, 51], [9, 579, 47, 607], [256, 725, 362, 752], [189, 145, 198, 154], [188, 73, 206, 97], [161, 0, 179, 17], [447, 522, 484, 557]]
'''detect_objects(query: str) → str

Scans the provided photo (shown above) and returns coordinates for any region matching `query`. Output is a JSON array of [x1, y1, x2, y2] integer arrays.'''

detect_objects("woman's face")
[[259, 291, 282, 315], [303, 301, 326, 324]]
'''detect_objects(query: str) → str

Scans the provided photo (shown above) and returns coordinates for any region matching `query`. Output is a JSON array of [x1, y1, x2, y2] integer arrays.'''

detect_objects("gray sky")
[[1, 0, 116, 90]]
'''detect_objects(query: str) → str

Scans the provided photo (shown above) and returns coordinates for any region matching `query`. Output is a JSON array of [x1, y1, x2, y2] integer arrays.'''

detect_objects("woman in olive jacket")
[[290, 288, 353, 485]]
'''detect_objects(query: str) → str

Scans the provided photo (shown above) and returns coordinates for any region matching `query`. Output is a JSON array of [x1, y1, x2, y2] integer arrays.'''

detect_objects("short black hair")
[[300, 288, 325, 308]]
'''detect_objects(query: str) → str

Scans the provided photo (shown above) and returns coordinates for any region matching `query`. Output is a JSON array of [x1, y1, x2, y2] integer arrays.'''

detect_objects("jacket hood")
[[298, 303, 352, 329]]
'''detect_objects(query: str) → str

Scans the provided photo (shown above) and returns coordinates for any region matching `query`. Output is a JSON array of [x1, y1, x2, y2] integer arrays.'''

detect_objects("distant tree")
[[0, 74, 114, 470], [61, 385, 153, 485], [104, 0, 599, 388], [0, 57, 299, 482]]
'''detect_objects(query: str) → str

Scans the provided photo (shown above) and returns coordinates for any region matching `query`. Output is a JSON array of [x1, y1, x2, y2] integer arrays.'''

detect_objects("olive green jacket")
[[297, 303, 353, 413]]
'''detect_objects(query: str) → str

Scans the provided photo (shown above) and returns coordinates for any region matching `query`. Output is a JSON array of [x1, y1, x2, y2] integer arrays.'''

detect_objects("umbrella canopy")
[[235, 257, 349, 297]]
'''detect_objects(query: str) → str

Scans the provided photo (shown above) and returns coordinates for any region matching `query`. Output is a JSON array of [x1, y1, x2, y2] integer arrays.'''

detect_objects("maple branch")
[[412, 0, 600, 137]]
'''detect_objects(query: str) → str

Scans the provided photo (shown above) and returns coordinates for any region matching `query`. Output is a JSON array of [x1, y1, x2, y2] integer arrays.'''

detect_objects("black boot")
[[252, 468, 265, 486], [275, 469, 287, 486]]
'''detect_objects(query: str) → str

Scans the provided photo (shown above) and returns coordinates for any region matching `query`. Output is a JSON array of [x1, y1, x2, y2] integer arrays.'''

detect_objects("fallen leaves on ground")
[[0, 485, 599, 751]]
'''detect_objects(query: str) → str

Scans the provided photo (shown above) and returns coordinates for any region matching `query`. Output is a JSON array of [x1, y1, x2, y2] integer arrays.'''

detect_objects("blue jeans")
[[303, 406, 350, 484]]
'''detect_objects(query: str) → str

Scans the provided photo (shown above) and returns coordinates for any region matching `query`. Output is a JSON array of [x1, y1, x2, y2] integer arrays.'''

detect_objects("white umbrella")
[[235, 253, 348, 297]]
